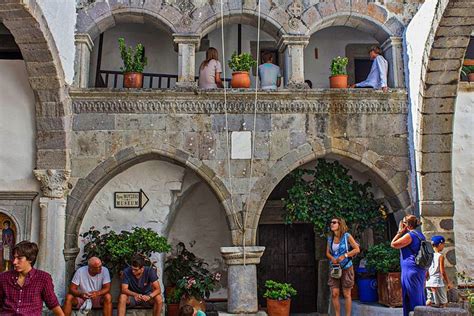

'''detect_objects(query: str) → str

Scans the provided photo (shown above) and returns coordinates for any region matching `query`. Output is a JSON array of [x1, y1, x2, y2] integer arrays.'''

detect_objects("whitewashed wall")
[[304, 26, 378, 88], [37, 0, 76, 84], [453, 85, 474, 276], [78, 160, 230, 295], [0, 60, 40, 242]]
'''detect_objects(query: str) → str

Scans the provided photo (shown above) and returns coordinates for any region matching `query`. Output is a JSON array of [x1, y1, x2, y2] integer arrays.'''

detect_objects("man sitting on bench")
[[117, 254, 163, 316], [63, 256, 112, 316]]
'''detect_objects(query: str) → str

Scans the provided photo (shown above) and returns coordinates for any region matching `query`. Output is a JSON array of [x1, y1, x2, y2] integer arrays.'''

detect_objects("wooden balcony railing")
[[97, 70, 231, 89]]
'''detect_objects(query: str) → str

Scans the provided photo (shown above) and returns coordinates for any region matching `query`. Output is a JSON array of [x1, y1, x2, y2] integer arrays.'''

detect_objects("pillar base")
[[175, 81, 198, 90], [221, 246, 265, 314]]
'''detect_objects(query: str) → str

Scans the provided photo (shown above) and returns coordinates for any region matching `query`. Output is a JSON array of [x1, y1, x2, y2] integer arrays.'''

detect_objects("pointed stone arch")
[[244, 141, 410, 244], [0, 1, 70, 170]]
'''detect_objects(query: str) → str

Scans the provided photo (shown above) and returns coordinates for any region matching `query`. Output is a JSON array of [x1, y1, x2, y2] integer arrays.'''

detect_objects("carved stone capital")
[[34, 169, 71, 198], [220, 246, 265, 265]]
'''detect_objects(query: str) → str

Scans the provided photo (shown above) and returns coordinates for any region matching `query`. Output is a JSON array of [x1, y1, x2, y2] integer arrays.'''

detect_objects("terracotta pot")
[[266, 298, 291, 316], [231, 71, 251, 88], [167, 303, 180, 316], [123, 72, 143, 88], [468, 73, 474, 83], [329, 75, 348, 88], [377, 272, 402, 307], [179, 295, 206, 311]]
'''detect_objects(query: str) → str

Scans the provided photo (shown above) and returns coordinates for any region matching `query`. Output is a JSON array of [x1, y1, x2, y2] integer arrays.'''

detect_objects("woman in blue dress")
[[391, 215, 426, 316]]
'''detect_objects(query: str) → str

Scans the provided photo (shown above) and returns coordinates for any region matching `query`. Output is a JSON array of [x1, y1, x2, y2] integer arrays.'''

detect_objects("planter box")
[[377, 272, 402, 307]]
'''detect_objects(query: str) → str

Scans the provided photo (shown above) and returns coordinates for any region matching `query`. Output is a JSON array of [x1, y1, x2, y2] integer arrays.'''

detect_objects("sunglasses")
[[330, 221, 339, 225]]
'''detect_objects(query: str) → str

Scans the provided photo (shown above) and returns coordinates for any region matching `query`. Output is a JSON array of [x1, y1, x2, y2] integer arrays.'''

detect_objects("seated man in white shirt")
[[350, 46, 388, 92], [63, 257, 112, 316]]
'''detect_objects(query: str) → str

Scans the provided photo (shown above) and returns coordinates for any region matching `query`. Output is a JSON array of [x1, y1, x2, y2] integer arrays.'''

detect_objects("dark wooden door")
[[258, 224, 317, 313]]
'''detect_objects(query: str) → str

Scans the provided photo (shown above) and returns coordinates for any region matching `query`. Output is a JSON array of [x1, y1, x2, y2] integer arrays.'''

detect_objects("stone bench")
[[410, 305, 470, 316]]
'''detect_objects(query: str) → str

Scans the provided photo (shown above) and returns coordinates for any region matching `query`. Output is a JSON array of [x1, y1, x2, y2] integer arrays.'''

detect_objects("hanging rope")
[[220, 0, 243, 234]]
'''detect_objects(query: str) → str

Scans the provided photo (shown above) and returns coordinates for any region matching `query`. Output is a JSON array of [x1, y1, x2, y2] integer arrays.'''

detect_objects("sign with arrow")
[[114, 189, 149, 211]]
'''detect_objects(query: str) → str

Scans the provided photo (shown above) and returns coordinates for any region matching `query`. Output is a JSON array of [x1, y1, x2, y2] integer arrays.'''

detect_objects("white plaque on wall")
[[231, 131, 252, 159]]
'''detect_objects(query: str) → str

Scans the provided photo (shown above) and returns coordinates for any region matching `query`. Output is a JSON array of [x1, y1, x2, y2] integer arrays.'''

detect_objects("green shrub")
[[263, 280, 297, 301], [228, 52, 257, 72], [330, 56, 349, 76], [80, 226, 171, 274], [365, 242, 400, 273], [461, 65, 474, 76], [118, 37, 147, 73]]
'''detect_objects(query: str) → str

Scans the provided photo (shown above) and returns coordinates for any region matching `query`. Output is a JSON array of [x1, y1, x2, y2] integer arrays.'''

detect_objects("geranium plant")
[[330, 56, 348, 76], [80, 226, 171, 274], [165, 242, 221, 299], [263, 280, 297, 301], [118, 37, 147, 73], [228, 52, 257, 72]]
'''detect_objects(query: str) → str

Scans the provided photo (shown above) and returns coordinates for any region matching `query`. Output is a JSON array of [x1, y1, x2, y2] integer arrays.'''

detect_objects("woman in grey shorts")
[[326, 217, 360, 316]]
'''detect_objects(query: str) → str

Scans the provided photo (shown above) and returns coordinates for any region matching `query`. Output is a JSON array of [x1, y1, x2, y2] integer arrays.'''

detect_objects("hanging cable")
[[220, 0, 243, 233]]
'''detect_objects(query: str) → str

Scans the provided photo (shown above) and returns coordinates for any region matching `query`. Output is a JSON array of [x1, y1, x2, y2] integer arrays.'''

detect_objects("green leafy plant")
[[118, 37, 147, 73], [166, 242, 221, 299], [166, 287, 184, 304], [456, 271, 474, 313], [283, 159, 385, 240], [263, 280, 297, 301], [365, 242, 400, 273], [330, 56, 349, 76], [228, 52, 257, 72], [80, 226, 171, 274]]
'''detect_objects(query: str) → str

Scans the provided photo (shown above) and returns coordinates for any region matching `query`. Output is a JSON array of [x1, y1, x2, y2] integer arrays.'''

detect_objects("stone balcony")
[[69, 88, 407, 114]]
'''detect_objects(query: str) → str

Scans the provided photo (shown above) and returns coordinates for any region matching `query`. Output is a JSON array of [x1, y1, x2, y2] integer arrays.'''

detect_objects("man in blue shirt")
[[258, 51, 281, 90], [351, 46, 388, 92], [117, 254, 163, 316]]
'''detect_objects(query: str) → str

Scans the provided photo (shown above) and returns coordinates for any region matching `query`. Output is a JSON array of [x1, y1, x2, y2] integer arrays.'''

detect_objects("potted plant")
[[461, 65, 474, 82], [366, 242, 402, 307], [165, 242, 221, 310], [263, 280, 297, 316], [228, 52, 257, 88], [329, 56, 349, 88], [118, 37, 147, 88], [456, 271, 474, 313], [80, 226, 171, 275], [166, 287, 184, 316]]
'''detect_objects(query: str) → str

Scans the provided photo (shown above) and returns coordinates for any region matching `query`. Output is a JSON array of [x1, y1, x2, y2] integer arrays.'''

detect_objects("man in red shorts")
[[63, 257, 112, 316]]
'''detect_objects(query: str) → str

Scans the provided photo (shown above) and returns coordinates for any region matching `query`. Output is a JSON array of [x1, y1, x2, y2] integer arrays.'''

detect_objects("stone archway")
[[0, 1, 70, 170], [64, 145, 234, 280], [246, 141, 410, 244], [417, 0, 474, 272]]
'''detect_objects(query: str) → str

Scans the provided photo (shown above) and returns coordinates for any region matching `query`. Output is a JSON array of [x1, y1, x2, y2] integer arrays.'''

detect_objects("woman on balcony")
[[198, 47, 223, 89]]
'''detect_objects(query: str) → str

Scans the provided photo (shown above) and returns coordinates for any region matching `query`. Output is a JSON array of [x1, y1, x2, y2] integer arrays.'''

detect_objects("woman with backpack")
[[391, 215, 427, 316], [326, 217, 360, 316]]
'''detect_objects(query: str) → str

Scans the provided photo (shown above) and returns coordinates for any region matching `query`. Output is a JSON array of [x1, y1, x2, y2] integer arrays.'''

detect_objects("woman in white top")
[[198, 47, 223, 89]]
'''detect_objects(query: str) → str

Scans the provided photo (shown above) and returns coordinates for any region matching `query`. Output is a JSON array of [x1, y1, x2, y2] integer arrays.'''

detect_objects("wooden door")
[[258, 224, 317, 313]]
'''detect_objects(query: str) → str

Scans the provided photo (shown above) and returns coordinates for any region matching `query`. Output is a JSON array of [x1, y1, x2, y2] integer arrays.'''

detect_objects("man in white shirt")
[[63, 257, 112, 316], [350, 46, 388, 92]]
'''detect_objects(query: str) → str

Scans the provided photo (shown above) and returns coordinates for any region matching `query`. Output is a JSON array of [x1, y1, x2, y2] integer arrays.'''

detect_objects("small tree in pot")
[[366, 242, 402, 307], [329, 56, 349, 88], [118, 37, 147, 88], [228, 52, 257, 88], [263, 280, 297, 316]]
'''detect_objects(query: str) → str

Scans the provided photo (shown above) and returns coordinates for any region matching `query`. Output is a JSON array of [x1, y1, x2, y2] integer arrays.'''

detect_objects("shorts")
[[128, 293, 155, 307], [328, 265, 354, 289], [75, 296, 103, 309], [427, 286, 448, 306]]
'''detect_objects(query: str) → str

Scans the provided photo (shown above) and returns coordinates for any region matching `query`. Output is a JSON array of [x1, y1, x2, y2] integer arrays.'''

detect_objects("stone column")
[[34, 169, 71, 301], [221, 246, 265, 314], [382, 36, 404, 88], [277, 35, 309, 88], [73, 33, 94, 88], [173, 34, 200, 89]]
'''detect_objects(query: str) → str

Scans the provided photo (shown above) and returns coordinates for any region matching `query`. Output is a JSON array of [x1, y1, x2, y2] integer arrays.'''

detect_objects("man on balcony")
[[350, 46, 388, 92], [258, 51, 281, 90]]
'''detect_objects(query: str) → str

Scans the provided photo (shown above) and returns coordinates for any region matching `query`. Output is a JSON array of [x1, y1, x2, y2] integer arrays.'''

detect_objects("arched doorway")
[[0, 213, 17, 272]]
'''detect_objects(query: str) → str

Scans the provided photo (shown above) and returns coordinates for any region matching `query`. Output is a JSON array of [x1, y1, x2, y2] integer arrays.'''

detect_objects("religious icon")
[[0, 217, 15, 272]]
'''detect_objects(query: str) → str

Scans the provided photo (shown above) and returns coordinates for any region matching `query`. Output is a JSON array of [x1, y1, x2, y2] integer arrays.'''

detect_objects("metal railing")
[[97, 70, 231, 89]]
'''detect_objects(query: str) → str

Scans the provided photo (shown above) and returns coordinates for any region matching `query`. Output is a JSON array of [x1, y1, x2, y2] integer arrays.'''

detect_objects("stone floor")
[[327, 300, 403, 316]]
